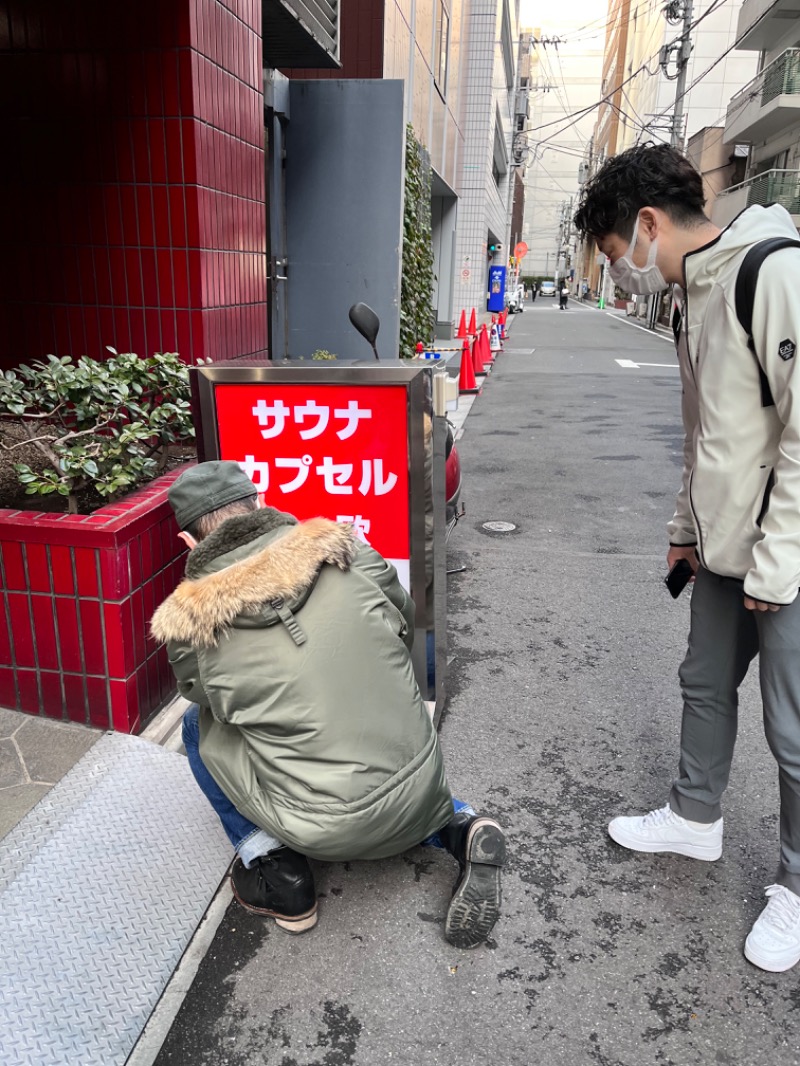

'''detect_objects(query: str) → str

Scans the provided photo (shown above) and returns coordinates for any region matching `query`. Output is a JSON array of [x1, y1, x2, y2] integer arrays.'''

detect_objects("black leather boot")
[[438, 812, 506, 949], [231, 847, 318, 933]]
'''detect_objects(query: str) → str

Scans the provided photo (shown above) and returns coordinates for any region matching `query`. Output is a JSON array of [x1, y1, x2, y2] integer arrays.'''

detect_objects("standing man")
[[151, 461, 506, 948], [574, 143, 800, 972], [559, 281, 569, 310]]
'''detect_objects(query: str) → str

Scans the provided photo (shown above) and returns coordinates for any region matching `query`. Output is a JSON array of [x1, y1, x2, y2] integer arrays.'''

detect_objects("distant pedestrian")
[[531, 283, 538, 302], [559, 283, 568, 310], [152, 461, 506, 947], [574, 142, 800, 973]]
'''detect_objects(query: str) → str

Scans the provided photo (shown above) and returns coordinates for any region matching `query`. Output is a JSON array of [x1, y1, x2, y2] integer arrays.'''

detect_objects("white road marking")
[[605, 312, 674, 341], [615, 358, 678, 369]]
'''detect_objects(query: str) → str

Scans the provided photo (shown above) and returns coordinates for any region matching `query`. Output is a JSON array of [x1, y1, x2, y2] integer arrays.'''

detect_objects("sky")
[[519, 0, 611, 39]]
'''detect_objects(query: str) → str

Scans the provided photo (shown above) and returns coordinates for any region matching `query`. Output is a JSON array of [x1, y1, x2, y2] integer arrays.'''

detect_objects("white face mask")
[[608, 216, 667, 296]]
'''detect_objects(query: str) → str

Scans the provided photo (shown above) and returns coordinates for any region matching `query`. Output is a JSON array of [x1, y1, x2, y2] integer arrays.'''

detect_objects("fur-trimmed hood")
[[151, 514, 358, 648]]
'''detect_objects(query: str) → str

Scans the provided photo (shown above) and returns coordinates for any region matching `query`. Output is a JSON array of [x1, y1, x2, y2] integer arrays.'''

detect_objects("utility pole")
[[554, 201, 565, 285], [643, 0, 694, 329], [660, 0, 694, 150]]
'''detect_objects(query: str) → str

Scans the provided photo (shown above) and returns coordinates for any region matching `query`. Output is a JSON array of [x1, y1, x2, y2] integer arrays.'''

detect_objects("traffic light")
[[488, 241, 502, 258]]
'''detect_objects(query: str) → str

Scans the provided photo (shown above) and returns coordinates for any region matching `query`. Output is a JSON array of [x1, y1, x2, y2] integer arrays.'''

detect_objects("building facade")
[[714, 0, 800, 230], [0, 0, 274, 371], [451, 0, 520, 321], [1, 0, 519, 369], [521, 29, 604, 280], [579, 0, 759, 294]]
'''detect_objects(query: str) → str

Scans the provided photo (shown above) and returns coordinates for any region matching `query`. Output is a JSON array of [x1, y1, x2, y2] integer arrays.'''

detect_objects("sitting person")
[[151, 461, 506, 948]]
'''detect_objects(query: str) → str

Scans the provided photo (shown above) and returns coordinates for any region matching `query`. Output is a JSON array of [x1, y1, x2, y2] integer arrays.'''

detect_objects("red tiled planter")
[[0, 466, 193, 734]]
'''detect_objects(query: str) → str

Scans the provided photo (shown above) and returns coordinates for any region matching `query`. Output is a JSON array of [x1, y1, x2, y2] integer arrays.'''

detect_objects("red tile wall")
[[282, 0, 384, 80], [0, 466, 192, 732], [0, 0, 268, 370]]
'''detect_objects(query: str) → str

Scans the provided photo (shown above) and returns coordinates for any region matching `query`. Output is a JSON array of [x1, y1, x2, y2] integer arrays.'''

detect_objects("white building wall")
[[453, 0, 520, 318], [623, 0, 758, 149], [521, 38, 603, 277]]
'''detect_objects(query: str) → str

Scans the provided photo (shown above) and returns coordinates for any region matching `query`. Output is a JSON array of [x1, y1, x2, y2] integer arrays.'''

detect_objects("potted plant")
[[0, 351, 197, 733]]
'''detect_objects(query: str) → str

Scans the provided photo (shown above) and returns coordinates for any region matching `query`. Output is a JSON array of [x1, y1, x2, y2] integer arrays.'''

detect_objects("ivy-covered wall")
[[400, 127, 435, 357]]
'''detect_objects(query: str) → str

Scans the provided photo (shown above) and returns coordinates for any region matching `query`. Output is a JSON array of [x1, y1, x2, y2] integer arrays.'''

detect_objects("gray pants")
[[670, 567, 800, 894]]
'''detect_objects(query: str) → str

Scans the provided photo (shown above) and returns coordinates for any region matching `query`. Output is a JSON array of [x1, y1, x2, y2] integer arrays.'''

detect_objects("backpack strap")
[[735, 237, 800, 409]]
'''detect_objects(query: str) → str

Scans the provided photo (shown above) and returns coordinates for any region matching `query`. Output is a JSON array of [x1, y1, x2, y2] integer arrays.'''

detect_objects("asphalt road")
[[154, 300, 799, 1066]]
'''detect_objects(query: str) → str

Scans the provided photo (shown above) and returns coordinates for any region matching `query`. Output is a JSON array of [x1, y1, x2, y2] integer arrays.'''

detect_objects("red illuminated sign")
[[215, 383, 411, 587]]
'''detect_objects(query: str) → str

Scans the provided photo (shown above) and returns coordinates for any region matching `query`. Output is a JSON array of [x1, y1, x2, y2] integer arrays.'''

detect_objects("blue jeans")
[[182, 706, 281, 867], [182, 706, 473, 862]]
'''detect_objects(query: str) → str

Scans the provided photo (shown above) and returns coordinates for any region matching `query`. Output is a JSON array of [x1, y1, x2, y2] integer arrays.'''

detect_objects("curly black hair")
[[573, 144, 707, 240]]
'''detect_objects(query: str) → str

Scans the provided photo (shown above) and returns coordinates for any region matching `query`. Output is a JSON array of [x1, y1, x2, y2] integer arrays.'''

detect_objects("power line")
[[647, 0, 782, 128], [526, 0, 737, 150], [535, 40, 587, 148]]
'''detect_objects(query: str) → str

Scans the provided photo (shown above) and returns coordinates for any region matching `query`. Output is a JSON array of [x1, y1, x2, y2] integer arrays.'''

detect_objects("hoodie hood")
[[686, 203, 800, 281], [151, 517, 358, 648]]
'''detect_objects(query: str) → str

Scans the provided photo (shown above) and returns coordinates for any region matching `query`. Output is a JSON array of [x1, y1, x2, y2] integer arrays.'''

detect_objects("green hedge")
[[400, 127, 435, 357]]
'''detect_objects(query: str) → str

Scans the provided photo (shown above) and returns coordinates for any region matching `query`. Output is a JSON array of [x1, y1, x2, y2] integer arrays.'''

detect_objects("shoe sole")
[[607, 823, 722, 861], [445, 818, 506, 950], [231, 879, 319, 933], [744, 938, 800, 973]]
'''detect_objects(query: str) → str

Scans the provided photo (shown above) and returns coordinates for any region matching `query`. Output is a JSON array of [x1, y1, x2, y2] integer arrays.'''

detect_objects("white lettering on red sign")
[[252, 399, 372, 441], [239, 399, 397, 500], [337, 515, 372, 544]]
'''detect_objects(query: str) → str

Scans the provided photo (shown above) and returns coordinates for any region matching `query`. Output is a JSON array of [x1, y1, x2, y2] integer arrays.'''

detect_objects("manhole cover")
[[482, 521, 517, 533]]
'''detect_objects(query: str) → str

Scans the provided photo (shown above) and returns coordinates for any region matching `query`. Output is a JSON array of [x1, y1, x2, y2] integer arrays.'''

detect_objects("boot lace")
[[761, 885, 800, 934]]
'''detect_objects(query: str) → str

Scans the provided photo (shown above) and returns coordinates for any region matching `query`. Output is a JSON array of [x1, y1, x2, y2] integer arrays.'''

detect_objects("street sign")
[[514, 242, 529, 261], [190, 364, 448, 713], [214, 382, 411, 589]]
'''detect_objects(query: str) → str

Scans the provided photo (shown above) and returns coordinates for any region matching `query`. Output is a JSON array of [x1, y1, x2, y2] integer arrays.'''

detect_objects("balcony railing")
[[726, 49, 800, 142], [263, 0, 340, 68], [762, 48, 800, 105], [717, 169, 800, 214]]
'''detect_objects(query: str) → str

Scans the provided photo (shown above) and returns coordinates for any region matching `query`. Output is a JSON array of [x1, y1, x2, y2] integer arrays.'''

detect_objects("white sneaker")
[[608, 804, 723, 861], [744, 885, 800, 972]]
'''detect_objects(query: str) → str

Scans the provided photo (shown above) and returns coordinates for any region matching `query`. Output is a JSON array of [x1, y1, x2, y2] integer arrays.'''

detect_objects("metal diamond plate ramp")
[[0, 732, 232, 1066]]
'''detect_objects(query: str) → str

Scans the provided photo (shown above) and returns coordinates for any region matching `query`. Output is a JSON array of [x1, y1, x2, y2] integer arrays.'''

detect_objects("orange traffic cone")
[[467, 308, 477, 336], [459, 338, 479, 393], [472, 332, 486, 376], [479, 324, 493, 367], [456, 309, 467, 339]]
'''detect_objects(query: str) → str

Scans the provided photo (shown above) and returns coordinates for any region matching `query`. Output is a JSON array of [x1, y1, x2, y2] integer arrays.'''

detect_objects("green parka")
[[150, 509, 452, 861]]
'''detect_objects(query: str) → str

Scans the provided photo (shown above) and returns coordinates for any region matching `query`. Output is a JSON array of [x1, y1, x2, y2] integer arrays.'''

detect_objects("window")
[[501, 0, 514, 90], [435, 2, 450, 95]]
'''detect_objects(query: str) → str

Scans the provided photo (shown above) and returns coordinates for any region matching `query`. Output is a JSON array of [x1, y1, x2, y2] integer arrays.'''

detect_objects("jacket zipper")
[[688, 471, 706, 566], [679, 276, 698, 386]]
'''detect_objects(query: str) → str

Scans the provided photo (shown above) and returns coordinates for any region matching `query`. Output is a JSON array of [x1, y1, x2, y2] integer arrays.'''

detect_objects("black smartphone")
[[665, 558, 694, 599]]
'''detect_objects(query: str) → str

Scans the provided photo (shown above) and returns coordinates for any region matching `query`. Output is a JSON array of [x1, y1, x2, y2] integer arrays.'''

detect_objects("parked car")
[[539, 280, 556, 297]]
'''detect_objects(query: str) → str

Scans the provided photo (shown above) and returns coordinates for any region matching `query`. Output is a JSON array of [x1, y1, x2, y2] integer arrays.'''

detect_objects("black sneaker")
[[231, 847, 318, 933], [439, 814, 507, 949]]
